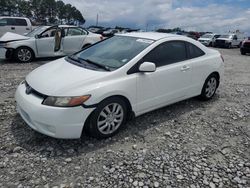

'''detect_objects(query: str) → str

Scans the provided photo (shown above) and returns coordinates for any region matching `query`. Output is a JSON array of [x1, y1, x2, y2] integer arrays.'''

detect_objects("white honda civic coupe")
[[15, 32, 224, 139], [0, 25, 103, 62]]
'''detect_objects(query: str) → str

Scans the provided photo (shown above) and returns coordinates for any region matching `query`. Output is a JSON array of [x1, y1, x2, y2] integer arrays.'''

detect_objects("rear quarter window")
[[187, 42, 205, 59]]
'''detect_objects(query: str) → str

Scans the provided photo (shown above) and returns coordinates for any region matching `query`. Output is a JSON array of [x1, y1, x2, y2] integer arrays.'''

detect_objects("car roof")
[[0, 16, 29, 19], [58, 25, 79, 28], [116, 32, 179, 40]]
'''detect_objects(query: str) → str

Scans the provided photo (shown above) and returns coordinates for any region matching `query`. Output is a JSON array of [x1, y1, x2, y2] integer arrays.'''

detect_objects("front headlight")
[[42, 95, 91, 107]]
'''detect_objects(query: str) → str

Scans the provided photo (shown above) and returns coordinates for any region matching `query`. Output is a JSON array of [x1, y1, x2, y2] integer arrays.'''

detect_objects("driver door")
[[136, 41, 192, 114], [35, 27, 62, 57]]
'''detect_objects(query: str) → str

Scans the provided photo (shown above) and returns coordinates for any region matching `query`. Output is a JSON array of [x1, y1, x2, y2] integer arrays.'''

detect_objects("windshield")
[[201, 34, 213, 38], [26, 26, 49, 37], [74, 36, 154, 69], [220, 34, 232, 39]]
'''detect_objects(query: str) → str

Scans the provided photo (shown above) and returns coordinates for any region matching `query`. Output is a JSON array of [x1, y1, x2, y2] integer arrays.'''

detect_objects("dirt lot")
[[0, 48, 249, 188]]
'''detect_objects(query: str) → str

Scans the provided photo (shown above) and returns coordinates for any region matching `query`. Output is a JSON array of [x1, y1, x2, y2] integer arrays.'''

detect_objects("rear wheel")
[[86, 97, 127, 138], [14, 47, 34, 63], [200, 74, 219, 100]]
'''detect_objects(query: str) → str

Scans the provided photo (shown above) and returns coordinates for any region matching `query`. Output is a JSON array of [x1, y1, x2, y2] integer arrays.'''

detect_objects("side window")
[[6, 18, 15, 26], [14, 19, 28, 26], [0, 18, 7, 26], [143, 41, 187, 67], [67, 28, 83, 36], [41, 28, 57, 38], [187, 42, 205, 59]]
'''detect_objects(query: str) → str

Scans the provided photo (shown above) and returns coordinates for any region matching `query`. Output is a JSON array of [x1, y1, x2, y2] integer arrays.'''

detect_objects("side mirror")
[[35, 34, 40, 39], [139, 62, 156, 73]]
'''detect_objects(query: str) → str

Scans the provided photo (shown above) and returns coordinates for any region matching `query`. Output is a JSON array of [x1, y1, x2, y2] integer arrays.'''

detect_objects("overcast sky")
[[62, 0, 250, 34]]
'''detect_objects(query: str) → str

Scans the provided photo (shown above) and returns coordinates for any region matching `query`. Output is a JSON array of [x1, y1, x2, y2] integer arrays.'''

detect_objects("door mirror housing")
[[139, 62, 156, 73]]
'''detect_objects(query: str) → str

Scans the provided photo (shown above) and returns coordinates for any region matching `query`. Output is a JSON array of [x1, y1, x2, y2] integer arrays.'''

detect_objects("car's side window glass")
[[41, 28, 57, 38], [187, 42, 205, 59], [143, 41, 187, 67], [81, 28, 88, 35], [14, 19, 28, 26], [0, 18, 7, 26], [67, 28, 83, 36], [6, 18, 15, 26]]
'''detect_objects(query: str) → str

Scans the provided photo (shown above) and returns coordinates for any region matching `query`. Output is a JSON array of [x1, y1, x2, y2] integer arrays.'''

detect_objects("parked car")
[[198, 33, 220, 46], [0, 25, 103, 62], [15, 32, 224, 139], [102, 29, 119, 37], [0, 16, 33, 37], [215, 33, 245, 48], [240, 37, 250, 55]]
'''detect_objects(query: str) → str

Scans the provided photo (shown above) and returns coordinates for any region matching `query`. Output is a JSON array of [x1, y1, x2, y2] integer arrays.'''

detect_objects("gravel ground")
[[0, 48, 249, 188]]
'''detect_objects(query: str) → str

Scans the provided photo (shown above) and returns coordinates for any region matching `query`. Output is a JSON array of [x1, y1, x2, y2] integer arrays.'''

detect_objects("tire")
[[209, 42, 212, 47], [241, 50, 246, 55], [86, 97, 128, 139], [199, 74, 219, 101], [14, 47, 34, 63]]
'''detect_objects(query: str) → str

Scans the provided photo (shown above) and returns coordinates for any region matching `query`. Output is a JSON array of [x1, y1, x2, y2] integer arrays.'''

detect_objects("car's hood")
[[198, 38, 211, 41], [0, 32, 30, 42], [26, 58, 109, 96]]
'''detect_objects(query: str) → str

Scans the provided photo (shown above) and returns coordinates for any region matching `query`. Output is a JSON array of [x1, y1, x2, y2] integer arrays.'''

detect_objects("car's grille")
[[243, 42, 250, 48], [25, 81, 47, 98], [216, 40, 225, 44]]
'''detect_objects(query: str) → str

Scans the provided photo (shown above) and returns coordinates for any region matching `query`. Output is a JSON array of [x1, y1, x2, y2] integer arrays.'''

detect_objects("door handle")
[[11, 27, 15, 30], [181, 65, 190, 72]]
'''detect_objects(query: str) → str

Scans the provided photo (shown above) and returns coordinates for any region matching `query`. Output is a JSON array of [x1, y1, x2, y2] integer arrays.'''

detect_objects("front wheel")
[[14, 47, 34, 63], [241, 50, 246, 55], [200, 74, 219, 100], [87, 97, 127, 138]]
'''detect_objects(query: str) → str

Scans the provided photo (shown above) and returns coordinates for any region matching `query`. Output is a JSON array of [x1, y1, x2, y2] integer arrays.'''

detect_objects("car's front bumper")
[[241, 46, 250, 53], [15, 83, 95, 139]]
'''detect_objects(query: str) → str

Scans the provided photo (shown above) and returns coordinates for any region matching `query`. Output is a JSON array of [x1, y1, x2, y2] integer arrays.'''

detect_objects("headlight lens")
[[43, 95, 91, 107]]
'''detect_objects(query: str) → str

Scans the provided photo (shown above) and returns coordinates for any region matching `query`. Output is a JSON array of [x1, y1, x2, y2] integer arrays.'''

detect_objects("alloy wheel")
[[97, 103, 124, 135], [17, 48, 32, 62], [205, 77, 217, 98]]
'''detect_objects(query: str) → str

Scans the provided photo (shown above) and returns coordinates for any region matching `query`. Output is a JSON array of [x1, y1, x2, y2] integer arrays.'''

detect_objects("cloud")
[[62, 0, 250, 34]]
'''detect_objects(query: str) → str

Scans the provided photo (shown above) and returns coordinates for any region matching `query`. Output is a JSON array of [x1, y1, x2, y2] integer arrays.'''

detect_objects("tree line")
[[0, 0, 85, 25]]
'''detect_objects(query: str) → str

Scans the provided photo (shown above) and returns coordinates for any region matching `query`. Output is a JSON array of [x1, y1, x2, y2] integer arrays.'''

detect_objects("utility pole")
[[96, 14, 99, 26]]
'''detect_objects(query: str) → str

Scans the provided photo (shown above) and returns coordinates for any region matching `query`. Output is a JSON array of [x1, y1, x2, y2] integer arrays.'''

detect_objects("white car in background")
[[198, 33, 220, 47], [0, 17, 33, 37], [15, 32, 224, 139], [215, 33, 245, 48], [0, 25, 103, 62]]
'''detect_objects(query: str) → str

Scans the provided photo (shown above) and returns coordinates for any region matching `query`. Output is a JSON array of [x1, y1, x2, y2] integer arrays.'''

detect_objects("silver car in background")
[[198, 33, 220, 47]]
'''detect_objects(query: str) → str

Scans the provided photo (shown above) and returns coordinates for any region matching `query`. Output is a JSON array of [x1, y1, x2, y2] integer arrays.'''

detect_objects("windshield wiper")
[[78, 58, 111, 71]]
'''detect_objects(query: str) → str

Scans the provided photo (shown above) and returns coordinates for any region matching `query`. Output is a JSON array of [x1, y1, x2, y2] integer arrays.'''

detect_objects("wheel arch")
[[15, 46, 36, 58], [82, 94, 134, 136]]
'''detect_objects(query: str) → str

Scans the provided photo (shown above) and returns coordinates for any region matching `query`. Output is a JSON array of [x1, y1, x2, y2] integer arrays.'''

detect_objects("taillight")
[[220, 54, 224, 62], [100, 36, 104, 40]]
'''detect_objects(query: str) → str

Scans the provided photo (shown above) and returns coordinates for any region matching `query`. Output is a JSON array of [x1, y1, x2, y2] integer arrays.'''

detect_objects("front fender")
[[5, 40, 37, 56]]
